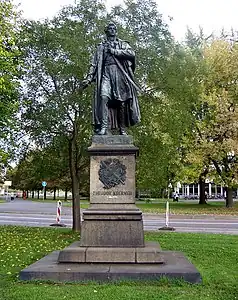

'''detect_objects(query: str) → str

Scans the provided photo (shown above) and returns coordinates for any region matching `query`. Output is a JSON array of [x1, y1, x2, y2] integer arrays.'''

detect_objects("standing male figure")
[[82, 22, 140, 135]]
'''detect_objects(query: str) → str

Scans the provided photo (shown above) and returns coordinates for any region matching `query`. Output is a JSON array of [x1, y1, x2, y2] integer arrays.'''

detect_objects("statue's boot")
[[98, 127, 107, 135], [119, 128, 127, 135], [119, 102, 127, 135]]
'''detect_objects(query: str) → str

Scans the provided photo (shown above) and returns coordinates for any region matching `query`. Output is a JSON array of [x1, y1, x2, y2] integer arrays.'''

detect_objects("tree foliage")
[[108, 0, 201, 192], [20, 0, 207, 199], [20, 0, 107, 230], [180, 38, 238, 207], [0, 0, 22, 164], [18, 0, 238, 213]]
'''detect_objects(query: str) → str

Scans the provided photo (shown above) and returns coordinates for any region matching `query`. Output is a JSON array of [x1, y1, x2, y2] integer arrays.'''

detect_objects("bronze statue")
[[82, 22, 140, 135]]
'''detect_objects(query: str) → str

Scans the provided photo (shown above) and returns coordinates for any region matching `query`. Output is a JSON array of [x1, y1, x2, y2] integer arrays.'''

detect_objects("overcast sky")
[[14, 0, 238, 40]]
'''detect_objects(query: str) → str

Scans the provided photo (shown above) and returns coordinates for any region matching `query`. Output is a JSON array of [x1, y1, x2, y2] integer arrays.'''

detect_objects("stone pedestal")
[[80, 210, 144, 247], [58, 241, 164, 264], [80, 135, 144, 248], [19, 135, 202, 283]]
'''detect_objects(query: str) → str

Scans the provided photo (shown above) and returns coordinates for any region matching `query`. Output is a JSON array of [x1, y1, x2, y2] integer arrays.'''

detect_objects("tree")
[[0, 0, 22, 165], [181, 39, 238, 207], [20, 0, 107, 231], [10, 137, 89, 200], [110, 0, 204, 194], [201, 39, 238, 207]]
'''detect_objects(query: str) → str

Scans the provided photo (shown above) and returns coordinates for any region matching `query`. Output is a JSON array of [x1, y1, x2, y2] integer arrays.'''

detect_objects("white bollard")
[[159, 200, 175, 231], [165, 201, 169, 227], [56, 200, 62, 224]]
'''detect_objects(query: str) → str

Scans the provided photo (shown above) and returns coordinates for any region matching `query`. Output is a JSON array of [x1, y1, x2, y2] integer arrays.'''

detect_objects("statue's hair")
[[104, 22, 117, 33]]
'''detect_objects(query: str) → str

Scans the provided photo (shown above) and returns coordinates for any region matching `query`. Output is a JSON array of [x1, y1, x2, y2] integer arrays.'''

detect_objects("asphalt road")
[[0, 199, 238, 234]]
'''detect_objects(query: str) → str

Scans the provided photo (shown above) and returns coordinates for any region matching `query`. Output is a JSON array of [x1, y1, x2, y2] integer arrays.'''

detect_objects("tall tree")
[[201, 39, 238, 207], [110, 0, 202, 192], [10, 138, 89, 199], [181, 39, 238, 207], [0, 0, 22, 165], [21, 0, 107, 231]]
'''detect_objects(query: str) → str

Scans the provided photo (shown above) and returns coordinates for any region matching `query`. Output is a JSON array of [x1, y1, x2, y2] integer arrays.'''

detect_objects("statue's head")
[[105, 22, 117, 37]]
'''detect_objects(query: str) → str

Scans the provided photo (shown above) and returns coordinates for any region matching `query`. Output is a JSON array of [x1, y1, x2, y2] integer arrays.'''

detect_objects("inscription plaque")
[[92, 191, 132, 196]]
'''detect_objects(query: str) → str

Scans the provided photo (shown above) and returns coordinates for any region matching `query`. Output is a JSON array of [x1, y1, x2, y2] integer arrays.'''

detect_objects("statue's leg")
[[119, 101, 127, 135], [98, 96, 109, 135]]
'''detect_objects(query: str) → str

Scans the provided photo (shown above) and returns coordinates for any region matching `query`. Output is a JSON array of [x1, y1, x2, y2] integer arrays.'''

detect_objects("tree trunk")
[[199, 176, 207, 204], [26, 190, 29, 198], [69, 137, 81, 232], [37, 189, 39, 199], [199, 168, 209, 204], [53, 187, 56, 200], [226, 186, 233, 208], [64, 188, 68, 201], [32, 190, 34, 198]]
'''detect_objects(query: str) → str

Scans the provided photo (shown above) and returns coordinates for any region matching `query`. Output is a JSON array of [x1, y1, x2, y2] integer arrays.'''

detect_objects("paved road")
[[0, 200, 238, 234]]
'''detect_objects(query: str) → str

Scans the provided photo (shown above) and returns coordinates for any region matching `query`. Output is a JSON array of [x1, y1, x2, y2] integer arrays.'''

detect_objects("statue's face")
[[106, 24, 117, 37]]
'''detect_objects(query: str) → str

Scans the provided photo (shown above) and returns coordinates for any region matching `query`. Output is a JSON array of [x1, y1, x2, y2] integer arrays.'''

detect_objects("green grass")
[[0, 226, 237, 300], [21, 199, 238, 216], [2, 198, 237, 216], [137, 201, 238, 216]]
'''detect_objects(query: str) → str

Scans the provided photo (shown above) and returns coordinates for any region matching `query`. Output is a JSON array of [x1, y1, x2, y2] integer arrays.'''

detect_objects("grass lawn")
[[137, 201, 238, 216], [0, 226, 237, 300], [24, 199, 238, 215]]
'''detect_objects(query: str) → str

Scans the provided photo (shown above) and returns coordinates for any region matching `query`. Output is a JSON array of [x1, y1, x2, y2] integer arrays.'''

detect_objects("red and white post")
[[56, 200, 62, 224]]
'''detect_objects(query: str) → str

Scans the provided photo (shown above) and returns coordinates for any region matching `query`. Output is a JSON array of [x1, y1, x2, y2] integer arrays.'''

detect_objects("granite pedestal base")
[[80, 209, 144, 247], [19, 135, 202, 284], [20, 250, 202, 284], [58, 241, 163, 263], [80, 135, 145, 248]]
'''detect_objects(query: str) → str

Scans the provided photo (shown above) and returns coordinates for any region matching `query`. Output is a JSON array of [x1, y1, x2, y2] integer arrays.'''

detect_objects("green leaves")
[[0, 0, 22, 163]]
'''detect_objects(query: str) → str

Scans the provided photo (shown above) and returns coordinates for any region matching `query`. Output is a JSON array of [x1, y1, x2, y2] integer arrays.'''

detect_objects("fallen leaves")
[[0, 226, 78, 279]]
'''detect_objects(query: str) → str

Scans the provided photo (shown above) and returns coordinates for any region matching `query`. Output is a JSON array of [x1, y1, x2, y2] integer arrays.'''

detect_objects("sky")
[[13, 0, 238, 40]]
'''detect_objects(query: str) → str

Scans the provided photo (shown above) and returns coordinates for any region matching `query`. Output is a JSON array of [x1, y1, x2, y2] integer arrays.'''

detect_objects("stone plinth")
[[20, 250, 202, 284], [19, 135, 202, 284], [80, 135, 144, 247], [88, 135, 138, 205], [58, 242, 163, 264], [80, 209, 144, 247]]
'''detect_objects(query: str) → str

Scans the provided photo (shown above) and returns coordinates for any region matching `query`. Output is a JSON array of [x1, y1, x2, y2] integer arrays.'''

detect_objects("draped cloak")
[[85, 39, 141, 129]]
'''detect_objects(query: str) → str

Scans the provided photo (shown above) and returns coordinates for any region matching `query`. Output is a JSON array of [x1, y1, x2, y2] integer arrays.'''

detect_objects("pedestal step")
[[58, 241, 163, 264], [20, 250, 202, 284]]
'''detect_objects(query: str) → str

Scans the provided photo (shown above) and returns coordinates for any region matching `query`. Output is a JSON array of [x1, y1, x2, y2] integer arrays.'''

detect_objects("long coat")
[[85, 39, 141, 128]]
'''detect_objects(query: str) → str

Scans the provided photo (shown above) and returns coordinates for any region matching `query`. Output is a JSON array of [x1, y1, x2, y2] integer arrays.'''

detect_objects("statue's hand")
[[104, 43, 113, 54], [107, 47, 115, 54]]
